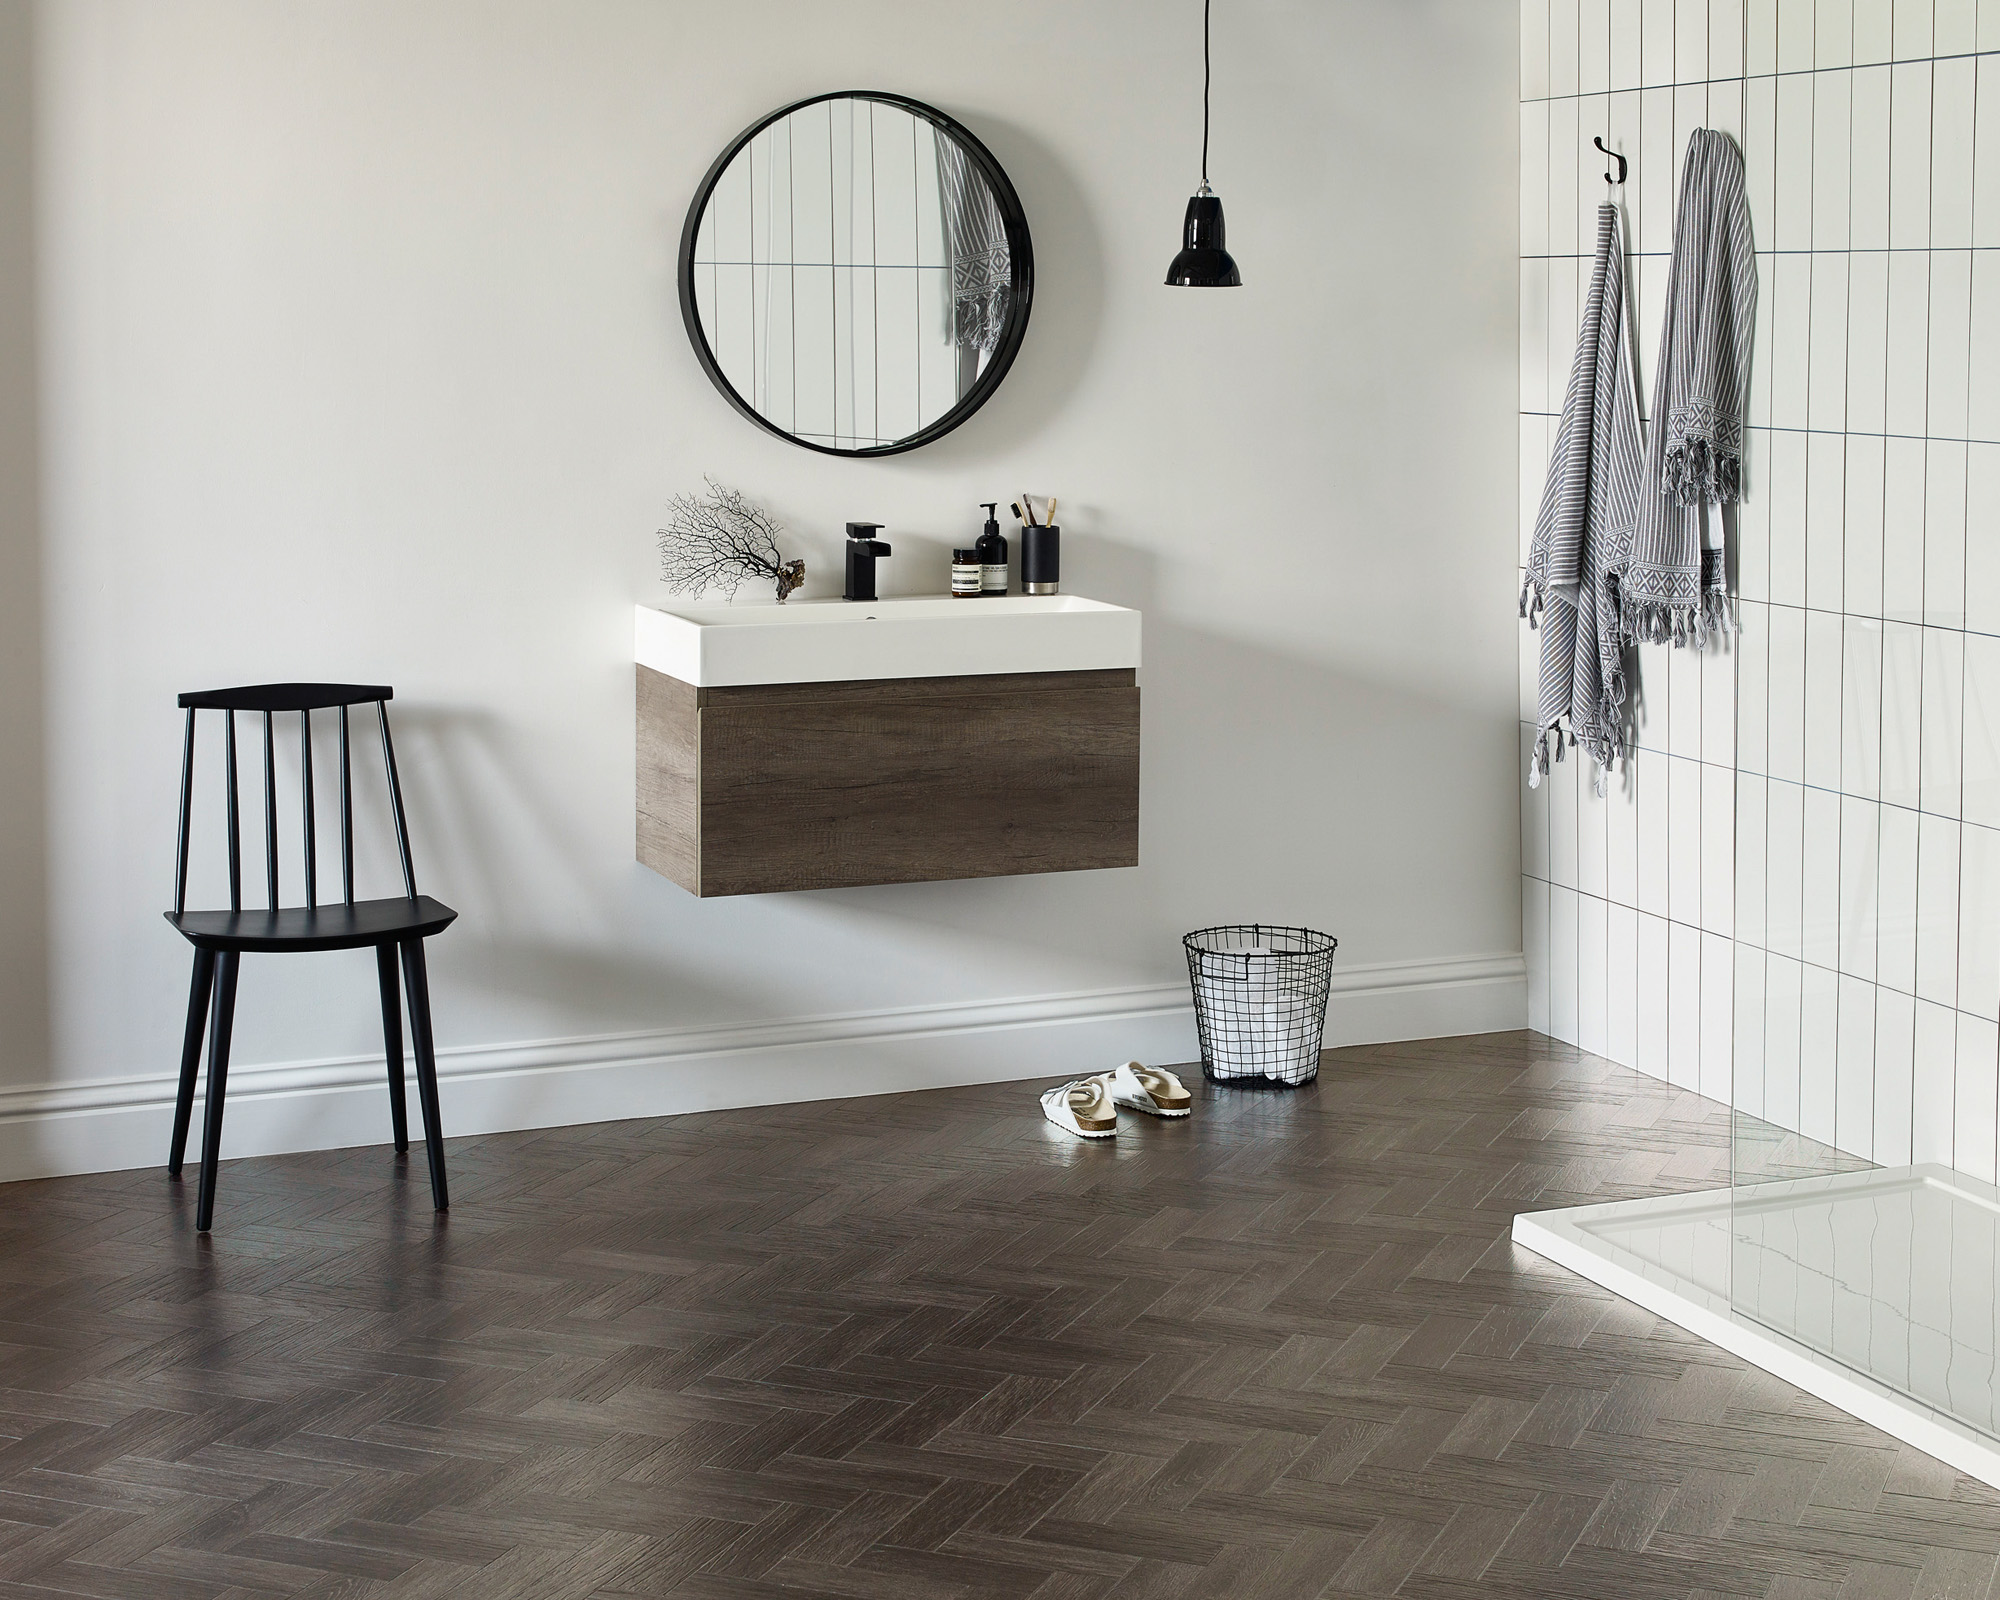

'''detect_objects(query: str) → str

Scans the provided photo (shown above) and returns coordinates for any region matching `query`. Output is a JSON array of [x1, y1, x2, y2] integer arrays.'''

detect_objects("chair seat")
[[166, 895, 457, 953]]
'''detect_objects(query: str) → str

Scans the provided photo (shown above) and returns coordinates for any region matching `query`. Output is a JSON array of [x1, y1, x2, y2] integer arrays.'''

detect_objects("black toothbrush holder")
[[1022, 524, 1059, 595]]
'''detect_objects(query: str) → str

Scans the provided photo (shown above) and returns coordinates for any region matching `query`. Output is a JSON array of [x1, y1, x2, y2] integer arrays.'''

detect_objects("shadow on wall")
[[0, 0, 49, 1092]]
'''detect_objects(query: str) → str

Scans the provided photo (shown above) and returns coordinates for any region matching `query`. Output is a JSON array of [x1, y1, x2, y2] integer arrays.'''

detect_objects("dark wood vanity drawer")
[[637, 666, 1139, 896]]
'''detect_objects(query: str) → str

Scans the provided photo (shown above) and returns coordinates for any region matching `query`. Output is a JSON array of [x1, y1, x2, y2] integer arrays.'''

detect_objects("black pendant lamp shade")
[[1167, 0, 1240, 287]]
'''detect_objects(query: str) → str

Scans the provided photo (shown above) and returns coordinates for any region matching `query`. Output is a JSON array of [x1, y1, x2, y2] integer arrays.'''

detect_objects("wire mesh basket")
[[1183, 924, 1338, 1088]]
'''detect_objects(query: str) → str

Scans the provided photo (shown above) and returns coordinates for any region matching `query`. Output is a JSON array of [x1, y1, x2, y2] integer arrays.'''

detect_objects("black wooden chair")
[[167, 683, 456, 1230]]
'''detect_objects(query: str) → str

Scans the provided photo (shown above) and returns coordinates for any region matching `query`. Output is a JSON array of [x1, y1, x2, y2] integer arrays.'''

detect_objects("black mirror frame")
[[678, 91, 1034, 459]]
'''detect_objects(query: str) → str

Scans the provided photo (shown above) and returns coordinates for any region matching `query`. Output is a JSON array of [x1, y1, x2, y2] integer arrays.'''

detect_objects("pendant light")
[[1165, 0, 1241, 287]]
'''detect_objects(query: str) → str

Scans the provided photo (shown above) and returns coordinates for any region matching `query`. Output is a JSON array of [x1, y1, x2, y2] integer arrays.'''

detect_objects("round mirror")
[[679, 93, 1033, 457]]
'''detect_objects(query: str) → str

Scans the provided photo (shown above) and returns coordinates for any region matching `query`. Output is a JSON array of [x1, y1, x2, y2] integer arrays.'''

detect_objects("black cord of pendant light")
[[1201, 0, 1211, 187]]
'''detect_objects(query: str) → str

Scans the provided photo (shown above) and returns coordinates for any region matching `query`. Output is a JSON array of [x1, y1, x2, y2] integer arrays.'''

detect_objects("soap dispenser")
[[843, 523, 892, 602], [975, 503, 1009, 596]]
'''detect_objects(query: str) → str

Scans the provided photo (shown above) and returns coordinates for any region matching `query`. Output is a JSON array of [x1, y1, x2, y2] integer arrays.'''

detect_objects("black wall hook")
[[1594, 136, 1628, 186]]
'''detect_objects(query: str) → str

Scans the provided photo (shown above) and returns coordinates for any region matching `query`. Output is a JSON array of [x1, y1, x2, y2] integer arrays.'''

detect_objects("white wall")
[[0, 0, 1522, 1175], [1521, 0, 2000, 1186]]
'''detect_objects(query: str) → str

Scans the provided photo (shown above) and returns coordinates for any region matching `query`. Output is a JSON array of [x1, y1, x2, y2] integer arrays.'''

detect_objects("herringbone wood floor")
[[0, 1030, 1995, 1599]]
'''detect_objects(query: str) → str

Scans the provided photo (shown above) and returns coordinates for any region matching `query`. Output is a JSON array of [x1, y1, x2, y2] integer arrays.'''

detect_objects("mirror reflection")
[[682, 95, 1029, 455]]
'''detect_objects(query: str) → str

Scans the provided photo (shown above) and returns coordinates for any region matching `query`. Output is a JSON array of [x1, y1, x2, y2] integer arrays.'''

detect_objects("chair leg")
[[195, 951, 241, 1233], [168, 948, 216, 1176], [398, 938, 448, 1212], [375, 943, 409, 1153]]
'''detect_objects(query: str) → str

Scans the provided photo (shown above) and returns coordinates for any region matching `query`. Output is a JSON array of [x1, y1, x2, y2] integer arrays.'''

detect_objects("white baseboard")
[[0, 951, 1524, 1183]]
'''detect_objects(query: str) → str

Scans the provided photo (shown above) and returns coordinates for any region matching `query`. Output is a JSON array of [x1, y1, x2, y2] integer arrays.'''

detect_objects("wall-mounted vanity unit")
[[635, 596, 1140, 896]]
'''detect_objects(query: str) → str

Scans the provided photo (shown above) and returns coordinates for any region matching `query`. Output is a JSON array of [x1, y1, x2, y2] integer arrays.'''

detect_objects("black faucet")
[[843, 523, 892, 602]]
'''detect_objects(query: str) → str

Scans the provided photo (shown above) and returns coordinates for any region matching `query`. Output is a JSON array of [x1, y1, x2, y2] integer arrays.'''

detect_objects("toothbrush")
[[1010, 502, 1026, 523], [1020, 493, 1037, 525], [1044, 497, 1057, 524]]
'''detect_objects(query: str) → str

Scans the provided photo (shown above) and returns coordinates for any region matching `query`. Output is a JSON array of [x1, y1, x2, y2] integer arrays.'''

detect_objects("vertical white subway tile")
[[1746, 68, 1780, 242], [1977, 58, 2000, 247], [1708, 0, 1746, 76], [1779, 0, 1818, 67], [1673, 87, 1710, 201], [1635, 638, 1673, 752], [1914, 998, 1959, 1163], [1549, 259, 1581, 416], [1552, 883, 1581, 1043], [1740, 771, 1771, 948], [1812, 72, 1854, 254], [1768, 604, 1809, 783], [1925, 441, 1969, 628], [1772, 258, 1815, 437], [1916, 812, 1963, 1006], [1677, 0, 1709, 80], [1883, 622, 1926, 808], [1610, 0, 1643, 90], [1933, 57, 1978, 250], [1936, 0, 1980, 48], [1643, 0, 1680, 85], [1704, 761, 1737, 937], [1875, 984, 1917, 1161], [1969, 256, 2000, 441], [1955, 1015, 2000, 1182], [1843, 615, 1886, 798], [1548, 93, 1583, 266], [1523, 722, 1552, 881], [1775, 72, 1817, 255], [1966, 446, 2000, 633], [1522, 101, 1552, 259], [1670, 638, 1705, 759], [1837, 973, 1880, 1156], [1980, 0, 2000, 47], [1550, 734, 1581, 887], [1521, 257, 1551, 414], [1576, 96, 1611, 252], [1748, 0, 1782, 72], [1895, 0, 1937, 55], [1737, 943, 1770, 1119], [1527, 873, 1553, 1033], [1524, 0, 1552, 98], [1769, 429, 1810, 604], [1841, 794, 1884, 977], [1607, 775, 1640, 905], [1578, 892, 1609, 1057], [1819, 0, 1860, 63], [1702, 930, 1735, 1104], [1965, 632, 2000, 827], [1521, 417, 1550, 566], [1579, 0, 1612, 95], [1958, 821, 2000, 1019], [1639, 746, 1671, 915], [1929, 254, 1974, 442], [1521, 612, 1542, 725], [1638, 254, 1670, 423], [1671, 755, 1705, 929], [1640, 85, 1678, 256], [1845, 432, 1888, 616], [1882, 441, 1929, 624], [1806, 609, 1847, 791], [1769, 777, 1807, 960], [1880, 801, 1923, 991], [1608, 899, 1640, 1066], [1890, 62, 1934, 248], [1670, 920, 1703, 1089], [1743, 429, 1774, 597], [1804, 785, 1845, 971], [1847, 251, 1891, 438], [1809, 260, 1853, 436], [1578, 752, 1609, 898], [1767, 952, 1805, 1129], [1703, 636, 1738, 768], [1550, 0, 1581, 97], [1855, 0, 1898, 60], [1921, 625, 1966, 818], [1607, 87, 1642, 211], [1885, 251, 1933, 437], [1851, 67, 1895, 251], [1638, 909, 1670, 1081]]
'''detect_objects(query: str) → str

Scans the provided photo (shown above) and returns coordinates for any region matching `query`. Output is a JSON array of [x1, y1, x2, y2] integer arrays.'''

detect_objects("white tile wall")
[[1520, 0, 2000, 1187]]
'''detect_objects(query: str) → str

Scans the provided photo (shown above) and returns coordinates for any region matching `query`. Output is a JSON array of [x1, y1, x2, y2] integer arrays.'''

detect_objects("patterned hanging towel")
[[1618, 128, 1757, 647], [1522, 203, 1644, 791]]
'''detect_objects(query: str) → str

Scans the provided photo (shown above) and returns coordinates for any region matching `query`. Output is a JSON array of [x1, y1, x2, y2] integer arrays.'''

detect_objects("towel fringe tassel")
[[1664, 440, 1743, 507]]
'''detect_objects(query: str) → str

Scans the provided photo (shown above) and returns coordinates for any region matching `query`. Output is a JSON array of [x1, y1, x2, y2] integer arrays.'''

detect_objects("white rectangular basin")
[[634, 594, 1141, 688]]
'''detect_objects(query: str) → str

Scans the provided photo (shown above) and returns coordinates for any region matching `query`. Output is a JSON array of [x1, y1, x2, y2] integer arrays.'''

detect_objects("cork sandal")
[[1106, 1061, 1193, 1118], [1041, 1074, 1118, 1139]]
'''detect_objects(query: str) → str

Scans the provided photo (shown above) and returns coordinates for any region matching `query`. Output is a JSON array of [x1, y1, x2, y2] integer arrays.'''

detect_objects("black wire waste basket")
[[1183, 925, 1338, 1087]]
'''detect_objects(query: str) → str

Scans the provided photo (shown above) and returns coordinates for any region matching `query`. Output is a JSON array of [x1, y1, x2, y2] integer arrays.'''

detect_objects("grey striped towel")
[[1619, 128, 1756, 647], [1522, 203, 1643, 791]]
